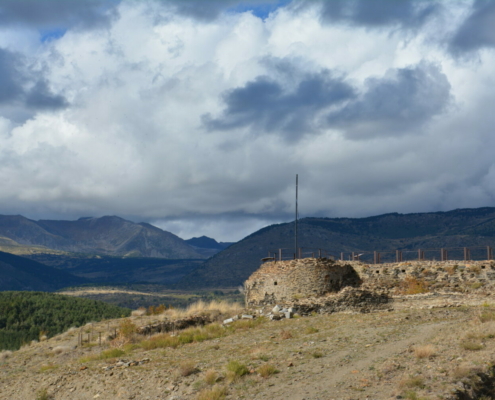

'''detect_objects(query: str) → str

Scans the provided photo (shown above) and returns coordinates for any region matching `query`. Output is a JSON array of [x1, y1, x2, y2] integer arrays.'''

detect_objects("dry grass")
[[445, 265, 458, 275], [79, 348, 126, 363], [257, 364, 279, 378], [163, 300, 242, 320], [397, 277, 429, 295], [451, 365, 475, 381], [204, 369, 218, 385], [52, 346, 71, 355], [179, 361, 198, 377], [460, 340, 483, 351], [280, 330, 293, 340], [0, 350, 12, 361], [304, 326, 319, 334], [196, 385, 227, 400], [414, 344, 436, 359], [399, 376, 425, 389]]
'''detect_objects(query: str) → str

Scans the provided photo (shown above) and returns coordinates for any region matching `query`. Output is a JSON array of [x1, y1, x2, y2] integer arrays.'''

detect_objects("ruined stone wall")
[[353, 259, 495, 293], [245, 258, 495, 307], [244, 258, 360, 306]]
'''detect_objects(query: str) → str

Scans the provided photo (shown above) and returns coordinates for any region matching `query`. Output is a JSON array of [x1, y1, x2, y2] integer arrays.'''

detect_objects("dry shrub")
[[52, 346, 71, 355], [132, 308, 146, 316], [257, 363, 279, 378], [479, 310, 495, 323], [399, 376, 425, 389], [451, 365, 476, 381], [460, 340, 483, 351], [280, 330, 293, 340], [397, 277, 429, 295], [196, 385, 227, 400], [164, 300, 242, 320], [445, 265, 458, 275], [0, 350, 12, 361], [112, 319, 138, 348], [204, 369, 218, 385], [305, 326, 319, 334], [468, 265, 482, 275], [179, 361, 198, 377], [414, 344, 436, 359]]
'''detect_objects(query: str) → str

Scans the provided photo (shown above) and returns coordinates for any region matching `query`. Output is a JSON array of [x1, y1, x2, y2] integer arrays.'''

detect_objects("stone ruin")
[[244, 258, 361, 306], [244, 257, 495, 315]]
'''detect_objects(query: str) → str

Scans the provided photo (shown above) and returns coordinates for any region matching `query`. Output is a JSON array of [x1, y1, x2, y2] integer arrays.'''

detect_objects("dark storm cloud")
[[0, 48, 68, 115], [161, 0, 289, 21], [25, 80, 68, 110], [203, 70, 355, 141], [313, 0, 439, 28], [325, 63, 451, 140], [449, 0, 495, 54], [0, 0, 118, 30], [0, 48, 24, 104]]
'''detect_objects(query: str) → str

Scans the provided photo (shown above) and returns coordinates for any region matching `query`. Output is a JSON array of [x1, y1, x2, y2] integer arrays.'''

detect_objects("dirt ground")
[[2, 293, 495, 400]]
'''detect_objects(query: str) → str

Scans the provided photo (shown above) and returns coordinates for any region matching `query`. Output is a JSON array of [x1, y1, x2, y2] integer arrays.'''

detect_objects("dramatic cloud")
[[313, 0, 440, 28], [449, 0, 495, 54], [204, 66, 355, 141], [0, 0, 118, 30], [325, 63, 452, 139], [0, 0, 494, 242]]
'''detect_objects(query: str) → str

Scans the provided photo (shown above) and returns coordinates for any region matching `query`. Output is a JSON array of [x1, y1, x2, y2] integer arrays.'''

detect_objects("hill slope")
[[0, 215, 203, 259], [0, 251, 86, 291], [178, 207, 495, 288], [0, 291, 130, 350]]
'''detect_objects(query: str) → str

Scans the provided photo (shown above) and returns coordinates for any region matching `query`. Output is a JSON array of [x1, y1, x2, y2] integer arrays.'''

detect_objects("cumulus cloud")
[[203, 65, 355, 141], [325, 63, 452, 139], [0, 0, 495, 242]]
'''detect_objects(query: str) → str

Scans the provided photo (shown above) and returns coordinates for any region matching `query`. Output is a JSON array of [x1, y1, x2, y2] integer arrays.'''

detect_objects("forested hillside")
[[0, 292, 130, 350]]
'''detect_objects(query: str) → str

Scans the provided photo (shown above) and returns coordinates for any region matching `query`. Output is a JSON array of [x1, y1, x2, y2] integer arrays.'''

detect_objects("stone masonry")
[[244, 258, 361, 306], [245, 258, 495, 307]]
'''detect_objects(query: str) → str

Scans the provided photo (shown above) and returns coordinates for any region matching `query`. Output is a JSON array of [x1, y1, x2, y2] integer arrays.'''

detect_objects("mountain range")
[[0, 215, 205, 259], [177, 207, 495, 288], [3, 208, 495, 291]]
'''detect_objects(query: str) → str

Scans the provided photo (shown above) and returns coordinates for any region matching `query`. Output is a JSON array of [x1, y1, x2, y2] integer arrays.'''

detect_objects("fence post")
[[352, 252, 355, 261], [464, 247, 470, 261], [340, 252, 344, 261], [298, 248, 301, 259], [396, 250, 402, 262], [418, 249, 422, 261], [279, 248, 282, 261], [318, 249, 322, 258], [374, 251, 380, 264], [488, 246, 493, 261]]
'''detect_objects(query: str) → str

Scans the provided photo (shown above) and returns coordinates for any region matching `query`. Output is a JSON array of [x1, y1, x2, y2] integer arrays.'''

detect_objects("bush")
[[397, 277, 429, 295], [226, 360, 249, 377], [280, 330, 293, 340], [305, 326, 319, 334], [414, 345, 436, 359], [257, 363, 278, 378], [400, 376, 425, 389], [460, 340, 483, 351], [179, 361, 198, 377], [196, 385, 227, 400], [204, 369, 218, 385]]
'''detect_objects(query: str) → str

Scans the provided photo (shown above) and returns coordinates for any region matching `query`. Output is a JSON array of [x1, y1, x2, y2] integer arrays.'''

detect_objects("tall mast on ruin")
[[295, 174, 298, 259]]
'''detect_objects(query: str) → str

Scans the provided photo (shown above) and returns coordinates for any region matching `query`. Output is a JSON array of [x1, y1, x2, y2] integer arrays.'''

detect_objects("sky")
[[1, 0, 495, 242]]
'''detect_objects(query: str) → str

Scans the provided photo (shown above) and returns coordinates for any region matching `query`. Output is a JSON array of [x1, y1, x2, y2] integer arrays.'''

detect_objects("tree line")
[[0, 291, 130, 350]]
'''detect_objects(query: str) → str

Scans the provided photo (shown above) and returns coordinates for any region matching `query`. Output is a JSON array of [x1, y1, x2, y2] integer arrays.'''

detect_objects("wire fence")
[[263, 246, 495, 264]]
